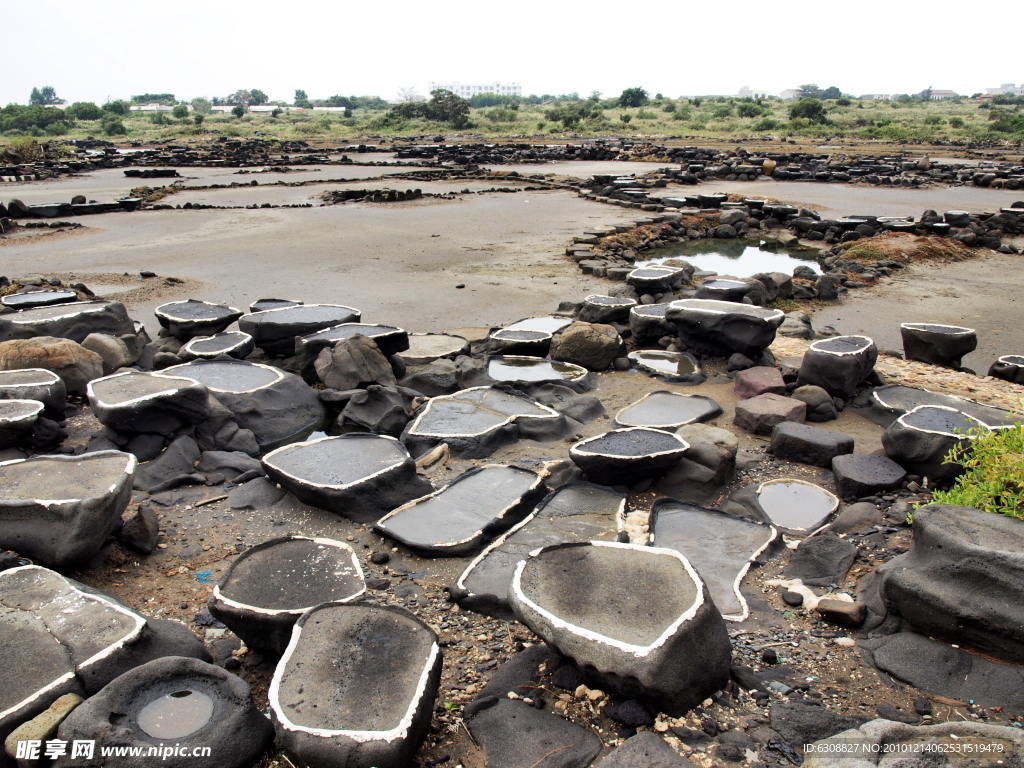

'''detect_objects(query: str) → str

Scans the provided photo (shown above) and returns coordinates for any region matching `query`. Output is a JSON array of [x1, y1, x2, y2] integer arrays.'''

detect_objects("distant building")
[[737, 85, 769, 99], [780, 88, 803, 101], [428, 82, 522, 99], [986, 83, 1024, 96], [129, 103, 180, 112], [928, 89, 958, 100], [858, 93, 893, 100]]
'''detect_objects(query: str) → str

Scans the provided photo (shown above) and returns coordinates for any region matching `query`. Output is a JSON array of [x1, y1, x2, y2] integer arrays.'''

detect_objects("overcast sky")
[[4, 0, 1019, 106]]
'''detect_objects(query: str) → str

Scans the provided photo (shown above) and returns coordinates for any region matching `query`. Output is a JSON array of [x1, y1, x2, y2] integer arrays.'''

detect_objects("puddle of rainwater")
[[629, 350, 697, 376], [637, 239, 820, 278], [757, 480, 837, 530], [137, 689, 214, 739], [488, 357, 584, 383]]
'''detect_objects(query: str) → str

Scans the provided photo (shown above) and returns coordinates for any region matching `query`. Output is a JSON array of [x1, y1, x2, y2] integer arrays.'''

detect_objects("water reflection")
[[638, 239, 820, 278]]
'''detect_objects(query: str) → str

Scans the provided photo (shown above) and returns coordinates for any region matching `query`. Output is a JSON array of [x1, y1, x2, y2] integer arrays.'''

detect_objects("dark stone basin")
[[756, 479, 838, 531], [615, 391, 722, 429], [166, 359, 282, 393], [1, 290, 78, 309]]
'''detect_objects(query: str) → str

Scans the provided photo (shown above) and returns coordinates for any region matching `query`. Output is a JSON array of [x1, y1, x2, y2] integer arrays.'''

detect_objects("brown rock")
[[549, 322, 622, 372], [734, 366, 786, 399], [0, 336, 103, 395], [816, 599, 867, 627], [314, 334, 397, 390], [733, 393, 806, 435]]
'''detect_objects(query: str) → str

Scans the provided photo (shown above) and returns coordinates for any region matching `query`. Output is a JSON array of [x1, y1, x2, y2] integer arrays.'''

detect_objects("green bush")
[[930, 423, 1024, 518], [172, 105, 189, 120], [103, 119, 126, 135], [737, 103, 766, 118], [752, 117, 780, 131], [103, 100, 129, 116], [66, 102, 102, 120], [948, 116, 965, 128], [620, 114, 632, 124], [231, 105, 246, 118], [789, 98, 828, 124]]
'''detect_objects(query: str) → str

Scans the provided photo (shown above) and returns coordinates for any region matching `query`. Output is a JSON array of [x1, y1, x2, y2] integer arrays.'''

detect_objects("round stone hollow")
[[0, 368, 66, 420], [570, 427, 689, 485], [1, 290, 78, 310], [155, 299, 244, 340], [615, 391, 722, 430], [180, 331, 255, 361], [755, 479, 839, 532]]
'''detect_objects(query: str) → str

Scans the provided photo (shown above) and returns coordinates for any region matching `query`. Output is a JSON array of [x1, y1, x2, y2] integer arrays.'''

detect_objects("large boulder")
[[0, 400, 42, 449], [881, 405, 987, 485], [578, 295, 636, 324], [269, 603, 442, 768], [831, 454, 906, 499], [666, 299, 784, 358], [861, 504, 1024, 663], [298, 324, 407, 379], [262, 434, 433, 523], [797, 335, 877, 399], [0, 301, 134, 344], [770, 421, 854, 468], [549, 322, 622, 371], [653, 423, 737, 501], [0, 337, 103, 395], [314, 334, 398, 390], [0, 451, 136, 570], [209, 536, 365, 657], [467, 699, 602, 768], [510, 541, 732, 715], [989, 355, 1024, 384], [53, 657, 272, 768], [81, 333, 133, 375], [238, 303, 361, 356], [900, 322, 977, 368]]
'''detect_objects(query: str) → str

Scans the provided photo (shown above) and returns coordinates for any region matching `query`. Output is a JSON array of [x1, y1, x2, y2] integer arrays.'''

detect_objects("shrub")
[[618, 87, 648, 108], [789, 98, 828, 123], [66, 102, 102, 120], [103, 119, 126, 135], [663, 102, 676, 113], [194, 114, 205, 126], [930, 423, 1024, 518], [44, 121, 70, 136], [231, 105, 246, 118], [948, 116, 965, 128], [620, 114, 632, 124], [737, 103, 765, 118], [752, 117, 780, 131], [172, 105, 189, 120], [103, 100, 129, 115], [711, 105, 734, 119], [150, 113, 170, 125], [836, 98, 851, 107]]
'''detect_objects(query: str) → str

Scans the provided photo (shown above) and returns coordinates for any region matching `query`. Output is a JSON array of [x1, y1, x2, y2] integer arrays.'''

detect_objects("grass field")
[[3, 95, 1023, 154]]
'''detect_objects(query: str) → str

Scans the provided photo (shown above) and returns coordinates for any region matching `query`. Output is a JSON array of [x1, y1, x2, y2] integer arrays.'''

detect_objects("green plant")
[[929, 423, 1024, 518], [620, 114, 632, 124], [231, 105, 246, 118], [193, 114, 205, 126], [443, 702, 457, 712], [172, 105, 189, 120], [618, 87, 649, 108]]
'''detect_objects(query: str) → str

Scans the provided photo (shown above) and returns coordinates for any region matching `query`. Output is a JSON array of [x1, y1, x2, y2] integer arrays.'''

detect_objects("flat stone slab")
[[615, 391, 722, 430], [238, 304, 361, 355], [0, 368, 66, 420], [179, 331, 255, 361], [1, 290, 78, 310], [734, 366, 785, 398], [504, 316, 574, 334], [468, 699, 602, 768], [402, 386, 564, 459], [0, 450, 136, 570], [485, 355, 590, 386], [155, 299, 244, 341], [0, 301, 134, 344], [734, 393, 806, 435], [402, 333, 470, 365], [650, 500, 779, 621], [262, 434, 432, 523], [628, 350, 705, 384], [0, 565, 145, 734], [210, 536, 365, 656], [510, 541, 732, 715], [166, 359, 326, 452], [667, 299, 784, 357], [770, 421, 854, 468], [0, 399, 42, 449], [831, 453, 906, 499], [571, 427, 689, 485], [757, 479, 838, 532], [269, 603, 441, 768], [87, 371, 212, 433], [451, 482, 625, 619], [375, 465, 545, 557], [871, 384, 1015, 428]]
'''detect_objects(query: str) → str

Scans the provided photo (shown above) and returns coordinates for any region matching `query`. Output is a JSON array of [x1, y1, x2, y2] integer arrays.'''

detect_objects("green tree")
[[249, 89, 269, 106], [194, 114, 205, 126], [231, 105, 246, 118], [172, 105, 189, 120], [798, 84, 822, 99], [618, 87, 649, 108], [102, 117, 126, 135], [272, 107, 283, 118], [190, 97, 212, 115], [103, 100, 129, 115], [66, 102, 102, 120], [131, 93, 175, 105], [821, 86, 842, 99], [324, 95, 354, 108], [789, 98, 828, 123], [425, 89, 471, 128], [29, 86, 62, 105], [295, 89, 307, 101]]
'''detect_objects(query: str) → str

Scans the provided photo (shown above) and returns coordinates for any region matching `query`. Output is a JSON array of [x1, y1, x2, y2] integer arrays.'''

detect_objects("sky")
[[3, 0, 1019, 106]]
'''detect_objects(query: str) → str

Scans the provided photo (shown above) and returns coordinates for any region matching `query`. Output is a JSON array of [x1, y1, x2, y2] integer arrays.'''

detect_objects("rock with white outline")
[[480, 355, 593, 392], [0, 565, 209, 750], [0, 451, 136, 570], [238, 304, 361, 356], [627, 350, 705, 384], [503, 316, 573, 335], [0, 301, 135, 344], [615, 391, 721, 430], [87, 371, 212, 434], [666, 299, 785, 357], [296, 323, 408, 378], [262, 434, 432, 523], [53, 656, 273, 768], [401, 386, 569, 459], [402, 333, 470, 365], [882, 405, 989, 485], [900, 323, 977, 369], [249, 298, 302, 313], [450, 482, 625, 619], [627, 266, 689, 295], [578, 294, 636, 324], [724, 479, 839, 535], [509, 541, 732, 715], [870, 384, 1015, 428], [1, 289, 77, 310], [179, 331, 255, 361], [0, 368, 66, 420], [629, 303, 674, 344], [209, 537, 365, 657], [695, 278, 752, 303], [796, 335, 877, 399], [165, 359, 327, 453], [570, 427, 689, 485], [649, 500, 781, 621], [0, 400, 42, 449], [154, 300, 244, 341], [269, 603, 442, 768], [990, 355, 1024, 385], [485, 328, 552, 357], [375, 465, 545, 557], [860, 505, 1024, 664]]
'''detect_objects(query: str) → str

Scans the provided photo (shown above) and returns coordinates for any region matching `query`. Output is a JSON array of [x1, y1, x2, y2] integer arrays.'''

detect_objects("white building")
[[986, 83, 1024, 96], [780, 88, 803, 101], [859, 93, 893, 100], [428, 81, 522, 99], [129, 103, 180, 112], [929, 89, 958, 100], [737, 86, 769, 98]]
